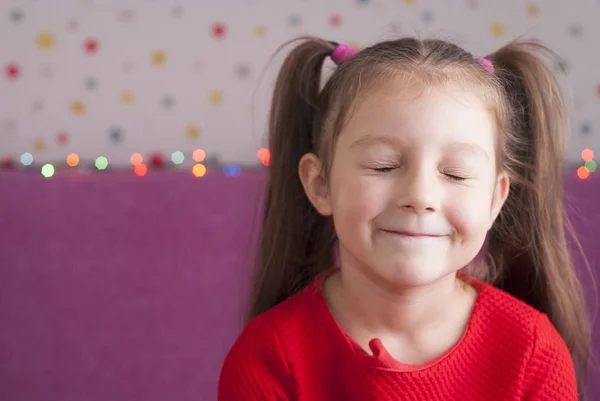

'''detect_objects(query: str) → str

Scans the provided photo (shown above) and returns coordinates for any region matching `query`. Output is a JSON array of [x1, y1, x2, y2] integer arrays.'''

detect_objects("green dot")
[[585, 160, 597, 172], [95, 156, 108, 170], [171, 151, 184, 165], [41, 163, 55, 178]]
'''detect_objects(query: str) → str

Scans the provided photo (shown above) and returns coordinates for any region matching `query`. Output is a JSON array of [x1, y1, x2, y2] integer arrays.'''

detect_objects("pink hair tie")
[[331, 44, 357, 65], [477, 57, 494, 73]]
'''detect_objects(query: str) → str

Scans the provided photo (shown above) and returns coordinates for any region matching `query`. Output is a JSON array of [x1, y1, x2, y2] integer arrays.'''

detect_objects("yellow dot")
[[209, 91, 224, 105], [193, 163, 207, 177], [527, 3, 539, 17], [187, 125, 201, 140], [491, 22, 505, 37], [401, 0, 416, 5], [36, 32, 55, 49], [121, 91, 134, 104], [33, 138, 46, 152], [151, 50, 166, 65], [66, 153, 79, 167], [71, 100, 85, 115], [255, 26, 268, 38]]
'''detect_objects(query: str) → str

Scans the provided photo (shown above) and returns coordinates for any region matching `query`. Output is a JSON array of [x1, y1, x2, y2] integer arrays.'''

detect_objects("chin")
[[378, 261, 455, 289]]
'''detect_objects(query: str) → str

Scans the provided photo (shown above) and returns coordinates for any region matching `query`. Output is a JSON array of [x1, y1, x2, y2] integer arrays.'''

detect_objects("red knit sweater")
[[219, 272, 577, 400]]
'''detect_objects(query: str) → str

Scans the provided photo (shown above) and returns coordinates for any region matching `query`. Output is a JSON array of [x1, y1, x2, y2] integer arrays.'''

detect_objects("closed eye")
[[372, 166, 398, 173], [444, 173, 467, 182]]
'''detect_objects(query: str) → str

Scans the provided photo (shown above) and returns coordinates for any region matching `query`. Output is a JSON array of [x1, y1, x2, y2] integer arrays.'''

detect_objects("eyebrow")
[[349, 135, 491, 160]]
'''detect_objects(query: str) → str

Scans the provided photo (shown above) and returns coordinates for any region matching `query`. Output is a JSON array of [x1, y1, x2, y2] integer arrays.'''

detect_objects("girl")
[[218, 36, 591, 400]]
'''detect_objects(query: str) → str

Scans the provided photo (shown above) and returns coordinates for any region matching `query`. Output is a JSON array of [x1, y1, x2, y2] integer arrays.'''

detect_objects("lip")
[[381, 230, 447, 238]]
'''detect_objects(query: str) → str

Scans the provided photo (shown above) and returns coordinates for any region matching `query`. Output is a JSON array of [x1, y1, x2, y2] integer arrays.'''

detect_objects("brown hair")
[[248, 36, 591, 395]]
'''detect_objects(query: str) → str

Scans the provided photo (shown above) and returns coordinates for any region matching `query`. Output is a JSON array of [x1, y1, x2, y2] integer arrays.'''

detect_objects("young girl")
[[218, 36, 591, 400]]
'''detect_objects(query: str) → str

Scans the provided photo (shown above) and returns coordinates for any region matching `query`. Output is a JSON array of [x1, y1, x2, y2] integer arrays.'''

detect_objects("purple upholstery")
[[0, 171, 598, 400]]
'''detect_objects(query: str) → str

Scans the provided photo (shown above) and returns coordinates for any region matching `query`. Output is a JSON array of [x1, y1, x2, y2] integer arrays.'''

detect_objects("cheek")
[[447, 189, 493, 237], [330, 173, 388, 220]]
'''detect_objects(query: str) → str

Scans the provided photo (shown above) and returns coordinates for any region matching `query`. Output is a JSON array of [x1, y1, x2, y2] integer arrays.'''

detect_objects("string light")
[[20, 152, 33, 166], [171, 151, 184, 165], [585, 160, 597, 173], [95, 156, 108, 170], [66, 153, 79, 167], [223, 164, 241, 177], [41, 163, 55, 178], [193, 149, 206, 162], [130, 153, 143, 166], [581, 148, 594, 162], [192, 163, 206, 177], [134, 164, 148, 176], [257, 148, 270, 166]]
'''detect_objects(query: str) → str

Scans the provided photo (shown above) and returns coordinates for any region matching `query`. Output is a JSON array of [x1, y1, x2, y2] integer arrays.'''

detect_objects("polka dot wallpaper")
[[0, 0, 599, 168]]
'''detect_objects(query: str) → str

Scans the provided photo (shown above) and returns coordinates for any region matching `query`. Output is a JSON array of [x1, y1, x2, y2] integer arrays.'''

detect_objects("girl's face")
[[302, 83, 510, 289]]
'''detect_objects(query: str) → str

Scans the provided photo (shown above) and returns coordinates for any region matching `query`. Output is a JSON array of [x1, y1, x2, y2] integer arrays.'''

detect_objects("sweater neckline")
[[310, 269, 489, 372]]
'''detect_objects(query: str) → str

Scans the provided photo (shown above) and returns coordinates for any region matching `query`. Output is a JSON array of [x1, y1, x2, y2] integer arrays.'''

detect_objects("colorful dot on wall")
[[121, 91, 134, 104], [41, 164, 55, 178], [95, 156, 108, 170], [211, 22, 227, 39], [150, 152, 166, 168], [193, 163, 207, 177], [67, 19, 79, 32], [161, 96, 175, 109], [209, 90, 224, 105], [36, 32, 55, 49], [20, 152, 33, 166], [577, 166, 590, 180], [32, 99, 44, 113], [130, 153, 143, 165], [5, 63, 20, 80], [526, 3, 539, 17], [329, 14, 342, 28], [490, 22, 505, 37], [1, 156, 15, 169], [580, 122, 592, 135], [10, 9, 24, 23], [33, 138, 46, 152], [234, 63, 251, 79], [288, 14, 302, 28], [467, 0, 478, 9], [151, 50, 166, 65], [186, 125, 201, 140], [568, 24, 583, 37], [223, 165, 242, 177], [357, 0, 370, 4], [67, 153, 79, 167], [83, 38, 99, 54], [85, 76, 97, 90], [402, 0, 416, 4], [57, 131, 69, 145], [586, 160, 597, 173], [117, 8, 135, 22], [171, 151, 185, 164], [134, 164, 148, 176], [255, 26, 268, 38], [1, 118, 17, 135], [171, 6, 184, 17], [421, 11, 434, 23], [71, 100, 85, 115], [582, 148, 594, 161], [109, 127, 123, 143]]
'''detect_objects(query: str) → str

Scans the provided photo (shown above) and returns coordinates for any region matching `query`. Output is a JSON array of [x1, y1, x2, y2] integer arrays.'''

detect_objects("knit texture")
[[219, 273, 577, 401]]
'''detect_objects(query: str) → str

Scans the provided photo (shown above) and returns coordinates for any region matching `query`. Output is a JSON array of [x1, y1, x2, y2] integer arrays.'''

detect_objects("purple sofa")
[[0, 171, 598, 400]]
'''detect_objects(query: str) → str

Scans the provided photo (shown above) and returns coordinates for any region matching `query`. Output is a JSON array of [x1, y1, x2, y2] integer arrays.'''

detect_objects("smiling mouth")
[[381, 230, 447, 238]]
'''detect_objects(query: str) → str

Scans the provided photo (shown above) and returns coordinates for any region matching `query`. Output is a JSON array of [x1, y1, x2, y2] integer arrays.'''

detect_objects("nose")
[[397, 167, 440, 214]]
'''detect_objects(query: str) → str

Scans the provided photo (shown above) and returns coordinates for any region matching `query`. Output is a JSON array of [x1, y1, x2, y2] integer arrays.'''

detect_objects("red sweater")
[[219, 273, 577, 400]]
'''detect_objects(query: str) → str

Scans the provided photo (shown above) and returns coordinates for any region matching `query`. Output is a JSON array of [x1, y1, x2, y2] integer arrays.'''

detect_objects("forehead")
[[338, 82, 497, 154]]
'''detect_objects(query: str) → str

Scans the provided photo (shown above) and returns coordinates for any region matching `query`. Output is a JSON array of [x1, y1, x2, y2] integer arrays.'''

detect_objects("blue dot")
[[109, 127, 123, 142], [581, 122, 592, 135], [288, 14, 301, 27], [421, 11, 434, 22], [162, 96, 175, 109], [85, 77, 97, 90], [357, 0, 370, 4], [223, 164, 241, 177]]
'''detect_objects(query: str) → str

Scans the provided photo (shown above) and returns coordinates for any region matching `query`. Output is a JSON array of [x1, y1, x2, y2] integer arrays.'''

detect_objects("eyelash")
[[370, 166, 468, 182]]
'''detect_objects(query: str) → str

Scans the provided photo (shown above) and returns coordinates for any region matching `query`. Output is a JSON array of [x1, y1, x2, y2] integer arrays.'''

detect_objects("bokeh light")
[[134, 164, 148, 176], [257, 148, 271, 166], [581, 148, 594, 162], [20, 152, 33, 166], [41, 163, 55, 178], [223, 164, 241, 177], [192, 163, 206, 177], [193, 149, 206, 163], [171, 151, 184, 165], [95, 156, 108, 170], [577, 166, 590, 180], [585, 160, 597, 173], [66, 153, 79, 167], [130, 153, 143, 166]]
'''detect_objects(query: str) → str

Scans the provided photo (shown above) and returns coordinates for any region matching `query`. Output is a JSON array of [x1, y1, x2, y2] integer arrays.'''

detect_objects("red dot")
[[5, 63, 20, 80], [84, 38, 99, 54], [329, 14, 342, 27], [134, 164, 148, 177], [211, 22, 227, 39], [257, 148, 271, 166], [150, 152, 166, 168], [577, 166, 590, 180], [0, 156, 15, 169], [57, 131, 69, 145]]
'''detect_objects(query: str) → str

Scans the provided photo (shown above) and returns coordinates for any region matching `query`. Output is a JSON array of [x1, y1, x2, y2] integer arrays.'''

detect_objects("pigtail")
[[487, 40, 591, 395], [246, 37, 337, 322]]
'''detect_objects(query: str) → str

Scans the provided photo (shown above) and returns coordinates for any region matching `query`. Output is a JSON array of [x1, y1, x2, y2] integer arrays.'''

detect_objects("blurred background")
[[0, 0, 599, 400]]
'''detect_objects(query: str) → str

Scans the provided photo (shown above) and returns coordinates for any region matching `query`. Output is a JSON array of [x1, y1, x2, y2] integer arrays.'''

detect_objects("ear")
[[489, 171, 510, 229], [298, 153, 333, 216]]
